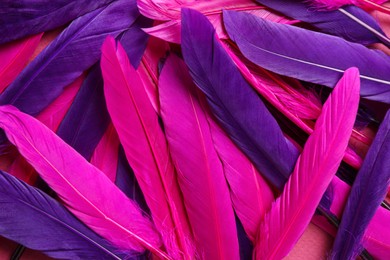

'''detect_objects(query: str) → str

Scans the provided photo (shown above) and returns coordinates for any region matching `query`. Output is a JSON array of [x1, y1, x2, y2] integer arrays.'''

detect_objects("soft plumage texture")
[[0, 105, 165, 257], [159, 54, 240, 260], [0, 33, 42, 93], [224, 10, 390, 103], [308, 0, 388, 10], [181, 8, 299, 190], [0, 170, 125, 260], [101, 36, 193, 259], [332, 110, 390, 259], [255, 0, 390, 46], [56, 64, 110, 160], [0, 0, 139, 116], [254, 68, 360, 259], [0, 0, 115, 44]]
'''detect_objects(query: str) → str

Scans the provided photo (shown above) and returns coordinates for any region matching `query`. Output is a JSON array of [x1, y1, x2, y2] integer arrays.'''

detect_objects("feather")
[[0, 33, 42, 93], [255, 0, 390, 46], [0, 0, 139, 116], [0, 0, 116, 44], [56, 64, 110, 160], [0, 105, 166, 258], [159, 54, 240, 260], [254, 68, 360, 259], [224, 10, 390, 104], [101, 36, 193, 259], [308, 0, 387, 10], [0, 170, 126, 260], [181, 8, 299, 190], [332, 110, 390, 259]]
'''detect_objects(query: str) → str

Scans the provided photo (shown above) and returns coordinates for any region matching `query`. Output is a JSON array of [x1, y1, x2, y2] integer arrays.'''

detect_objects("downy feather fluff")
[[0, 105, 165, 258], [181, 8, 299, 190], [159, 54, 240, 260], [0, 170, 126, 260], [101, 36, 193, 259], [254, 68, 360, 259], [224, 10, 390, 103]]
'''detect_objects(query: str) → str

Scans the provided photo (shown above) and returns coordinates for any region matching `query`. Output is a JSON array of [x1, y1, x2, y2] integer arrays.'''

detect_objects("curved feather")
[[0, 33, 42, 93], [159, 54, 239, 260], [101, 36, 193, 259], [224, 10, 390, 103], [254, 68, 360, 259], [0, 105, 166, 258], [0, 0, 139, 116], [255, 0, 390, 46], [181, 8, 299, 190], [0, 170, 126, 260], [332, 110, 390, 259]]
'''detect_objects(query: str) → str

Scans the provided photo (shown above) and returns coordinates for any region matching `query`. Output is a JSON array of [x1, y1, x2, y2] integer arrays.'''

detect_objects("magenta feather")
[[254, 68, 360, 259], [0, 105, 166, 258], [101, 36, 193, 259]]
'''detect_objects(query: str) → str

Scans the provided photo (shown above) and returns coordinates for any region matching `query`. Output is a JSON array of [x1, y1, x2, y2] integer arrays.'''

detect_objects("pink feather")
[[0, 33, 42, 93], [159, 54, 239, 259], [0, 105, 166, 257], [254, 68, 360, 259], [101, 36, 193, 259]]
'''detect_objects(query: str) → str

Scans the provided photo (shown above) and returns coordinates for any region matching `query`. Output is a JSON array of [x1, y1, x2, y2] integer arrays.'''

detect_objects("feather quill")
[[0, 33, 42, 93], [0, 0, 139, 116], [0, 170, 126, 260], [0, 105, 166, 258], [255, 0, 390, 46], [181, 8, 299, 190], [255, 68, 360, 259], [159, 54, 240, 260], [332, 110, 390, 259], [224, 10, 390, 103], [101, 36, 193, 259]]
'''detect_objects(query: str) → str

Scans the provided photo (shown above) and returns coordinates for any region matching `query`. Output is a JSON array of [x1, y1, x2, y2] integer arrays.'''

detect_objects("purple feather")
[[331, 111, 390, 259], [0, 170, 127, 259], [181, 8, 299, 190], [223, 11, 390, 104], [0, 1, 116, 44], [255, 0, 390, 46], [0, 0, 139, 116]]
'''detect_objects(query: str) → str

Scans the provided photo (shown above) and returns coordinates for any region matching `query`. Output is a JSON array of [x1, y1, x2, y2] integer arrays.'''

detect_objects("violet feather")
[[0, 170, 127, 260], [224, 11, 390, 104], [332, 110, 390, 259], [181, 8, 299, 190]]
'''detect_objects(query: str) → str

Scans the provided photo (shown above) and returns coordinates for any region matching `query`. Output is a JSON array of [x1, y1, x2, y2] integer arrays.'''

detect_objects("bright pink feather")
[[101, 36, 193, 259], [0, 105, 165, 257], [159, 54, 239, 259], [254, 68, 360, 259], [0, 33, 42, 93]]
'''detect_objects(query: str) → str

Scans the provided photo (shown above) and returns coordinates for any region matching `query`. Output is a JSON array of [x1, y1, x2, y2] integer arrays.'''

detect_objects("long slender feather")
[[101, 36, 193, 259], [0, 170, 126, 260], [254, 68, 360, 259], [159, 54, 240, 260], [224, 10, 390, 103], [0, 0, 116, 44], [255, 0, 390, 46], [181, 8, 299, 190], [0, 0, 139, 116], [0, 33, 42, 93], [0, 105, 166, 258], [332, 110, 390, 259]]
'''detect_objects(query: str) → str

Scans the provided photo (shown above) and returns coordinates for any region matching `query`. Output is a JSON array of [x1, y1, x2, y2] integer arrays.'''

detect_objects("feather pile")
[[0, 0, 389, 259]]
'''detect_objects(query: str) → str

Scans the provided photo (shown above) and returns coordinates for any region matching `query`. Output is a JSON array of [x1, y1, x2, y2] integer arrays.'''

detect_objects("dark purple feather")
[[223, 11, 390, 104], [255, 0, 390, 46], [181, 8, 299, 190], [0, 170, 127, 259], [0, 0, 116, 44], [0, 0, 139, 116], [56, 64, 110, 160], [331, 110, 390, 259]]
